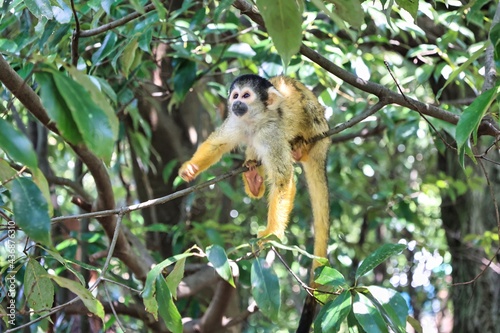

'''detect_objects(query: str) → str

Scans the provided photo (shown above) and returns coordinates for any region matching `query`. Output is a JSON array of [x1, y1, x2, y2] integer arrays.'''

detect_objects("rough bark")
[[439, 147, 500, 333]]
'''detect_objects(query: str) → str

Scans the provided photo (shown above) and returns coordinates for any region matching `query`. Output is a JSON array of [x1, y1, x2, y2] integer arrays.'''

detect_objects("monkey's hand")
[[179, 162, 199, 182], [243, 160, 266, 198]]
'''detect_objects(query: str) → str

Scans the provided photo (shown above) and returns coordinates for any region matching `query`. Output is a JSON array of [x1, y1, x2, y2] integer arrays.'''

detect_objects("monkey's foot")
[[257, 228, 284, 240], [179, 162, 199, 181], [244, 169, 264, 198]]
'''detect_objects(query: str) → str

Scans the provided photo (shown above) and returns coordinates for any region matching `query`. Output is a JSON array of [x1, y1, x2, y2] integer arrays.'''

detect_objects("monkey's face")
[[228, 86, 256, 117]]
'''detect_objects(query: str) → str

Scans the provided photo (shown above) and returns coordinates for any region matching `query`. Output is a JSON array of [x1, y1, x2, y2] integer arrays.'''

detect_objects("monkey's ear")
[[267, 87, 284, 110]]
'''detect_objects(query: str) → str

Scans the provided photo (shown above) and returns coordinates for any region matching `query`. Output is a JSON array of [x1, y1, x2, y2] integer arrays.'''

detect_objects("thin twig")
[[79, 4, 157, 38], [271, 246, 316, 298], [104, 283, 127, 332], [451, 247, 500, 286], [70, 0, 80, 66], [90, 212, 125, 291]]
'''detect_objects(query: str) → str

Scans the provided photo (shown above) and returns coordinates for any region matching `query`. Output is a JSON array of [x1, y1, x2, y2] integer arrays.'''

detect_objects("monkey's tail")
[[296, 140, 330, 332]]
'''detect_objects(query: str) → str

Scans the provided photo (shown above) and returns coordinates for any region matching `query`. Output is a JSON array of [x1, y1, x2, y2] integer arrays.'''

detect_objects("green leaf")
[[353, 293, 388, 333], [165, 257, 186, 299], [251, 259, 280, 321], [314, 290, 352, 332], [91, 32, 118, 65], [12, 177, 51, 247], [355, 243, 406, 282], [36, 71, 83, 145], [255, 0, 303, 67], [0, 158, 16, 186], [50, 275, 105, 321], [67, 68, 119, 143], [436, 43, 487, 100], [142, 252, 195, 319], [24, 0, 54, 19], [151, 0, 167, 21], [25, 259, 54, 314], [52, 72, 116, 164], [456, 87, 498, 151], [173, 59, 197, 102], [395, 0, 418, 20], [364, 286, 409, 333], [0, 118, 38, 170], [0, 38, 18, 53], [156, 276, 182, 333], [325, 0, 364, 28], [121, 38, 138, 78], [314, 266, 347, 288], [407, 315, 423, 333], [44, 247, 86, 285], [206, 245, 235, 287], [31, 168, 53, 216]]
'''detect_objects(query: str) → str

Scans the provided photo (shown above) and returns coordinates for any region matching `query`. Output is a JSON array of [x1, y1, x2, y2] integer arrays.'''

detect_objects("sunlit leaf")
[[206, 245, 235, 287], [255, 0, 303, 67], [364, 286, 409, 333], [395, 0, 418, 20], [50, 275, 105, 321], [52, 72, 116, 164], [353, 293, 388, 333], [456, 87, 498, 151], [325, 0, 364, 28], [355, 243, 406, 282], [314, 266, 347, 288], [165, 257, 186, 299], [24, 0, 53, 19], [156, 276, 182, 333], [314, 290, 352, 332], [142, 252, 195, 320]]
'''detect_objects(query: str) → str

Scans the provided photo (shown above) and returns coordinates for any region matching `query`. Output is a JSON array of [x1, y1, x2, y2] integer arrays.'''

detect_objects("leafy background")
[[0, 0, 499, 332]]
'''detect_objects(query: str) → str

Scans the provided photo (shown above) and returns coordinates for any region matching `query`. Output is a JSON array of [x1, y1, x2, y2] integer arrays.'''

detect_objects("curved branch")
[[0, 56, 153, 280], [79, 3, 157, 38], [233, 0, 500, 138]]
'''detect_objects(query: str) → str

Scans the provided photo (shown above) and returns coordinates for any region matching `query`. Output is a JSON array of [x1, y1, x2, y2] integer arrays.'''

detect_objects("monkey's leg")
[[258, 170, 296, 239], [179, 128, 236, 181]]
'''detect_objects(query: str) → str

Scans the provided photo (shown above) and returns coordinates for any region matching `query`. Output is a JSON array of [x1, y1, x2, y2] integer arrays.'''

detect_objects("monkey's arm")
[[179, 124, 238, 181]]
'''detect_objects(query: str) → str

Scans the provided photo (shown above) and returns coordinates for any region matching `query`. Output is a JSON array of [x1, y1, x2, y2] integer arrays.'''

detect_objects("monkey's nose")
[[232, 101, 247, 116]]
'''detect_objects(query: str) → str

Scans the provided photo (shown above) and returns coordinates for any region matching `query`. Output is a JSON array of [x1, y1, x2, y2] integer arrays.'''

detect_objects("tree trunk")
[[439, 145, 500, 333]]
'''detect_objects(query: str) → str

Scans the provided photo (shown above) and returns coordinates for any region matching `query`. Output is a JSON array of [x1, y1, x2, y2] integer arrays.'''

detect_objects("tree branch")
[[79, 3, 157, 38], [0, 55, 153, 281], [232, 0, 500, 138]]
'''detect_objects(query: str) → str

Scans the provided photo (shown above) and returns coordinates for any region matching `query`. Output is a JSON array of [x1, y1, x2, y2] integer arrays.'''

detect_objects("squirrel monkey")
[[179, 74, 330, 330]]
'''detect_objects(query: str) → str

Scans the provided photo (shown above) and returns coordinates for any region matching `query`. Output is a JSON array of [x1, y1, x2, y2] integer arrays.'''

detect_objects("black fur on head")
[[229, 74, 274, 104]]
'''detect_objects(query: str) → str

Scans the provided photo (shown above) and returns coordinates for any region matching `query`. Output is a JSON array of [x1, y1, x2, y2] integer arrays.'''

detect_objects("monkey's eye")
[[243, 92, 250, 98], [232, 93, 239, 99]]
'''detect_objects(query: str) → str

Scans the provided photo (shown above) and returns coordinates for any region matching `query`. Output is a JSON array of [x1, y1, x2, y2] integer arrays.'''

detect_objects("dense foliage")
[[0, 0, 499, 332]]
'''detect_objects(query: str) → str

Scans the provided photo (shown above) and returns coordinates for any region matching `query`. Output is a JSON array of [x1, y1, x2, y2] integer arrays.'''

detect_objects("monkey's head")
[[228, 74, 283, 118]]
